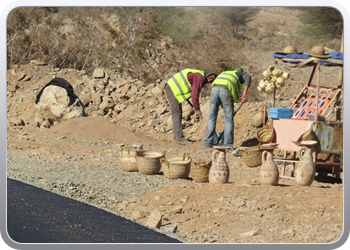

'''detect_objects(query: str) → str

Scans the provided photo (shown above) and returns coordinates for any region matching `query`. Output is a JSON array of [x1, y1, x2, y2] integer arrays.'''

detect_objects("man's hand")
[[196, 110, 203, 119], [241, 94, 248, 103]]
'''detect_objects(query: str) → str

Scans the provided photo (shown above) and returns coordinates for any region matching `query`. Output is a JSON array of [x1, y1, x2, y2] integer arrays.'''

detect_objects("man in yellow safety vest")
[[204, 67, 251, 148], [165, 69, 217, 144]]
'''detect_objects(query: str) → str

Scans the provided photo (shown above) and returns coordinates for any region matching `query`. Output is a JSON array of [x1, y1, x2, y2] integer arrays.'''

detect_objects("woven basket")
[[257, 120, 275, 143], [136, 151, 165, 175], [191, 159, 212, 182], [241, 145, 263, 168], [119, 148, 138, 172], [161, 153, 192, 179], [251, 107, 265, 128], [292, 122, 317, 146]]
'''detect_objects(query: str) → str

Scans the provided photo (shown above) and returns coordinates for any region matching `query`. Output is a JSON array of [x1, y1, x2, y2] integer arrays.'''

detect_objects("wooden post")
[[336, 30, 343, 121], [315, 62, 320, 123]]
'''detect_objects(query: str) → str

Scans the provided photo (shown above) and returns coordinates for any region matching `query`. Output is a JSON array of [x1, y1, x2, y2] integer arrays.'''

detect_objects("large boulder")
[[34, 78, 86, 128]]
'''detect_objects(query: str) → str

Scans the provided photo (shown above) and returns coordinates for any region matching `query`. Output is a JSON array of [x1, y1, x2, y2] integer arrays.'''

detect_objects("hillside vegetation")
[[7, 7, 342, 73]]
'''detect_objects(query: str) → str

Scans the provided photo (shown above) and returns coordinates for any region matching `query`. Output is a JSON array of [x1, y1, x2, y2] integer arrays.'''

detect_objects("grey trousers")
[[165, 84, 184, 141]]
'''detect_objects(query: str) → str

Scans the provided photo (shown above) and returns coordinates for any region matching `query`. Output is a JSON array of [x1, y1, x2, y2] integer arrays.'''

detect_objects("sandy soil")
[[6, 115, 344, 244]]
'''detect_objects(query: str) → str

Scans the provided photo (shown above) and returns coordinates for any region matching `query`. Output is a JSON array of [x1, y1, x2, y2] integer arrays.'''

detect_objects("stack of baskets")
[[136, 150, 165, 175], [161, 153, 192, 179]]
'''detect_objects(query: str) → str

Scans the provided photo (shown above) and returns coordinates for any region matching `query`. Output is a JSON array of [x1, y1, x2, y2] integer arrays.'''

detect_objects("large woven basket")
[[241, 145, 263, 168], [191, 159, 212, 182], [119, 148, 138, 172], [136, 151, 165, 175], [257, 120, 275, 143], [161, 153, 192, 179]]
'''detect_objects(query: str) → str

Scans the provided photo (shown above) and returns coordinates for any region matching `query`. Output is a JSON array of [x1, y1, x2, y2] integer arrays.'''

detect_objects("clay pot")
[[275, 77, 285, 88], [258, 80, 266, 90], [262, 70, 270, 79], [209, 149, 230, 184], [260, 151, 279, 186], [272, 68, 282, 77], [295, 147, 316, 186], [265, 81, 275, 94], [281, 71, 290, 80]]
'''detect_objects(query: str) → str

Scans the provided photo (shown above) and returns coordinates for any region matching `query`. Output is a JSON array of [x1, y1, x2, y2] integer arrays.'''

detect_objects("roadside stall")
[[258, 46, 343, 181]]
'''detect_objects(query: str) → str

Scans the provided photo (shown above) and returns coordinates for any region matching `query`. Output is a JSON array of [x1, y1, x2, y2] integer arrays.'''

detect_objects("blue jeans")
[[204, 85, 234, 147]]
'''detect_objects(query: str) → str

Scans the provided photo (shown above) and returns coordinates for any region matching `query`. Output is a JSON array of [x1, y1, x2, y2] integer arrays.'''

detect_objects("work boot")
[[176, 138, 192, 144]]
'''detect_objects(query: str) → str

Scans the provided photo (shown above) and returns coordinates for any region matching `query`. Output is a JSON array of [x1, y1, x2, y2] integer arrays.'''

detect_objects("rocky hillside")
[[7, 58, 316, 149]]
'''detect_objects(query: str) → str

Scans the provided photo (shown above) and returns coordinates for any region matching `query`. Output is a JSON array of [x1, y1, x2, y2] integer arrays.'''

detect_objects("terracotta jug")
[[260, 151, 279, 186], [295, 147, 316, 186], [209, 149, 230, 184]]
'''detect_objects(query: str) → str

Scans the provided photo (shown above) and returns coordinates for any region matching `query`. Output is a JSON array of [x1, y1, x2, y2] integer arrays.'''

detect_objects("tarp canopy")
[[273, 51, 343, 68]]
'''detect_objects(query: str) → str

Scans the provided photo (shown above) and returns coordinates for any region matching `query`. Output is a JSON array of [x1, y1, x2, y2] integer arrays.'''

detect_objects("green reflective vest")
[[212, 70, 243, 102], [167, 69, 205, 104]]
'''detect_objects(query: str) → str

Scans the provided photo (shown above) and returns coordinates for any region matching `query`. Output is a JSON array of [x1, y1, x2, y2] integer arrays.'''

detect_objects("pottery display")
[[258, 65, 290, 94]]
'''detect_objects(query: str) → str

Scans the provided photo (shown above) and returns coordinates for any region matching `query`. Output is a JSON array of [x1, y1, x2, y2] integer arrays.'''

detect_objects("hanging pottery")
[[275, 77, 285, 88], [265, 81, 275, 94], [258, 79, 267, 90], [272, 68, 282, 77], [281, 71, 290, 80], [262, 70, 270, 79]]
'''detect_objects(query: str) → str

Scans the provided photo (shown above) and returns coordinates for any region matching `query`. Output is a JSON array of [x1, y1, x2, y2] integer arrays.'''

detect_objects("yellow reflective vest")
[[167, 69, 205, 104], [212, 70, 243, 102]]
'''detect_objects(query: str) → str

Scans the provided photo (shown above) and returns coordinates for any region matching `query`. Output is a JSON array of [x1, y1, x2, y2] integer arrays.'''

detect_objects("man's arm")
[[241, 73, 251, 103], [188, 72, 205, 119]]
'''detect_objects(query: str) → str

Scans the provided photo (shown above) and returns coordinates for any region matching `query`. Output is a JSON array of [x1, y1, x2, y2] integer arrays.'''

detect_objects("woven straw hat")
[[309, 46, 331, 58], [275, 45, 302, 54]]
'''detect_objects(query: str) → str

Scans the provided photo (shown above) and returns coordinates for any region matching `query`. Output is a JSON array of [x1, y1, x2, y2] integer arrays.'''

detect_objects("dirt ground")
[[6, 114, 344, 244]]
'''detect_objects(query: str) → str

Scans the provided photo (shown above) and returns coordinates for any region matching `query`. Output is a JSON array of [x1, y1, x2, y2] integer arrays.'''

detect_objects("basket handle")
[[161, 157, 169, 168], [183, 152, 191, 161], [120, 147, 130, 155]]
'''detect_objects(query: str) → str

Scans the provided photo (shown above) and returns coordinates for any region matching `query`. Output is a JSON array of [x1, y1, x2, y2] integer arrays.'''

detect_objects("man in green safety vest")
[[165, 69, 217, 144], [204, 67, 251, 148]]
